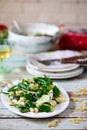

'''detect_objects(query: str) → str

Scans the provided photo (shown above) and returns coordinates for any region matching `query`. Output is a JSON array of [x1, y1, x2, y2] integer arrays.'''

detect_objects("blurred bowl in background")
[[9, 23, 60, 53]]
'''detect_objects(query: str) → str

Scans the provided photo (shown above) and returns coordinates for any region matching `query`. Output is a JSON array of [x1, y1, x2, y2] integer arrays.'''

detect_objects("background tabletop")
[[0, 52, 87, 130]]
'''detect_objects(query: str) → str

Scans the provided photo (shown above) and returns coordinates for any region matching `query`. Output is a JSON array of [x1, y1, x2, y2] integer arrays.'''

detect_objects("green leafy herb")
[[17, 83, 28, 90], [19, 106, 28, 113], [23, 93, 33, 101], [38, 105, 51, 112], [53, 86, 60, 97], [1, 91, 9, 94], [34, 76, 52, 94], [25, 101, 36, 108], [8, 85, 17, 92]]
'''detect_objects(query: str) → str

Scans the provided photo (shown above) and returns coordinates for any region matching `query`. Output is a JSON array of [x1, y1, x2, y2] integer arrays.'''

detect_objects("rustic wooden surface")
[[0, 52, 87, 130]]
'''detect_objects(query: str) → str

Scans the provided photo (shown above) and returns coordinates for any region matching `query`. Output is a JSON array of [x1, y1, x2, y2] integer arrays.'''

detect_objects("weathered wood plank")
[[0, 118, 87, 130]]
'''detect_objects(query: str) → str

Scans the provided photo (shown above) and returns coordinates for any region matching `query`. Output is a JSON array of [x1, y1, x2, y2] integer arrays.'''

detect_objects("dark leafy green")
[[1, 91, 9, 94], [8, 85, 17, 92], [38, 105, 51, 112], [23, 93, 34, 101], [25, 101, 36, 108], [53, 86, 60, 97], [17, 83, 28, 90], [34, 76, 52, 94]]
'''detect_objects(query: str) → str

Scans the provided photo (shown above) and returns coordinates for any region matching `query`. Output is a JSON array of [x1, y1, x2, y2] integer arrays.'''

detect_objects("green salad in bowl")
[[2, 76, 65, 113]]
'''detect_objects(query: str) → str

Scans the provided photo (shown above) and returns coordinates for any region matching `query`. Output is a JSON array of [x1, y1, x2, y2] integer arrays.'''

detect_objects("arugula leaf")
[[23, 93, 33, 101], [37, 91, 42, 97], [18, 106, 28, 113], [17, 83, 28, 90], [8, 85, 17, 92], [34, 76, 52, 86], [38, 105, 51, 112], [1, 91, 9, 94], [34, 76, 52, 94], [25, 101, 36, 108], [53, 86, 60, 97]]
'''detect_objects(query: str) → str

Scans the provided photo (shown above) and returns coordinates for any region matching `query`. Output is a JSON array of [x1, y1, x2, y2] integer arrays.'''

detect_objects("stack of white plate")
[[26, 50, 84, 79]]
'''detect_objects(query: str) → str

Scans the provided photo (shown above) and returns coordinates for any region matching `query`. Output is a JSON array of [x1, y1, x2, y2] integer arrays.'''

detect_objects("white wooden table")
[[0, 52, 87, 130]]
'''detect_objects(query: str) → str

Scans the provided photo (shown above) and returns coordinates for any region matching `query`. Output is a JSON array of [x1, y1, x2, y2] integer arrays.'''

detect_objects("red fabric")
[[59, 30, 87, 50]]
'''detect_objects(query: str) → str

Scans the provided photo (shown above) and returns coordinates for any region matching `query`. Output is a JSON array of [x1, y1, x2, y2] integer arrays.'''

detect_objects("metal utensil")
[[38, 55, 87, 65], [13, 20, 22, 34], [13, 20, 27, 35]]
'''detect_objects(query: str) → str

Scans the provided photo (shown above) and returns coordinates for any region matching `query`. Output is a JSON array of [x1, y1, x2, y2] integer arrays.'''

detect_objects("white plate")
[[1, 80, 69, 118], [27, 50, 81, 72], [27, 60, 79, 73], [26, 65, 84, 79]]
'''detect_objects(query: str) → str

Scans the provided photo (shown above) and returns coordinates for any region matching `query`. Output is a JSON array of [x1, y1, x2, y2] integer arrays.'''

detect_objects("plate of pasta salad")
[[1, 76, 69, 118]]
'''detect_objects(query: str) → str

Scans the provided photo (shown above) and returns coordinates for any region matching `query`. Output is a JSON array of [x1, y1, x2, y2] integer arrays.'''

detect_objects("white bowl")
[[9, 23, 60, 53]]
